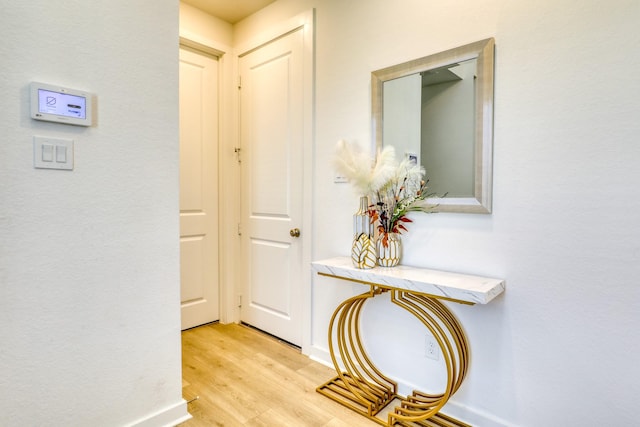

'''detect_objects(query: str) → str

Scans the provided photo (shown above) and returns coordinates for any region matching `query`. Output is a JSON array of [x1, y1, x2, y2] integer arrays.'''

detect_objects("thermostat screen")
[[38, 88, 87, 119]]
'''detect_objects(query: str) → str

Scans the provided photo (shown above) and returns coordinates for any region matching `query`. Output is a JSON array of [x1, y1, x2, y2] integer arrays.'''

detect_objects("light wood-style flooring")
[[180, 323, 378, 427]]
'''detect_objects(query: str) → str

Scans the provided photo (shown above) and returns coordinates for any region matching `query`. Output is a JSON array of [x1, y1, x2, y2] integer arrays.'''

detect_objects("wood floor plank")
[[180, 323, 378, 426]]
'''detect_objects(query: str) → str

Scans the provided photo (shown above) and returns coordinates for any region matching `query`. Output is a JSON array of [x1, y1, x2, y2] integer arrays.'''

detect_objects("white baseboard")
[[441, 400, 515, 427], [305, 344, 512, 427], [127, 399, 191, 427], [307, 344, 334, 369]]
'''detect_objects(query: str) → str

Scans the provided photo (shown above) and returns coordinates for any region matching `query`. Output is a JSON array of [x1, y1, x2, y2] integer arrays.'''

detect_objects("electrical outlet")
[[425, 335, 439, 360]]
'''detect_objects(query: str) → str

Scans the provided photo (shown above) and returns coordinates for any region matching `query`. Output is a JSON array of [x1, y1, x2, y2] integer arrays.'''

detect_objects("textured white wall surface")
[[0, 1, 186, 426], [236, 0, 640, 426]]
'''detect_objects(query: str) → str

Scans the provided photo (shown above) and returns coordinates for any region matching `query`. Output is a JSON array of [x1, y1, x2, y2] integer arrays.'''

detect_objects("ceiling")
[[182, 0, 277, 24]]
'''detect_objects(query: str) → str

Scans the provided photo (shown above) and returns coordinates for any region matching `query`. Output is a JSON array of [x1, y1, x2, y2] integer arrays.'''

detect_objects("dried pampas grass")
[[333, 140, 397, 195]]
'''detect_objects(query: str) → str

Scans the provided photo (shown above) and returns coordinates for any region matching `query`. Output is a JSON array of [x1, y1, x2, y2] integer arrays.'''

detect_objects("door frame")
[[178, 35, 237, 325], [236, 9, 314, 354]]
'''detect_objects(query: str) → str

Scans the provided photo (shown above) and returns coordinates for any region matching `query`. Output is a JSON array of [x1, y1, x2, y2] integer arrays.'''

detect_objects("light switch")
[[55, 145, 67, 163], [34, 136, 74, 170], [42, 144, 54, 162]]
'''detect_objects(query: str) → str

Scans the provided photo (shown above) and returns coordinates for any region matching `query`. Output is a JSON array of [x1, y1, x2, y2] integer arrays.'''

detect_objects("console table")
[[312, 257, 505, 426]]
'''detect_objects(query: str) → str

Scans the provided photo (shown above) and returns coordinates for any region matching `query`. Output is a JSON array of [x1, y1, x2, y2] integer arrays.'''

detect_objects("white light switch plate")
[[34, 136, 74, 170]]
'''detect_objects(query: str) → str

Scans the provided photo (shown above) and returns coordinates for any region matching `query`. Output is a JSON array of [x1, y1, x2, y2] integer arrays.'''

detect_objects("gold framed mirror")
[[372, 38, 495, 213]]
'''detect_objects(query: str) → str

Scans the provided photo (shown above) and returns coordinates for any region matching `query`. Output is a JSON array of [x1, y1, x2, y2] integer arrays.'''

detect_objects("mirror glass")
[[372, 38, 495, 213]]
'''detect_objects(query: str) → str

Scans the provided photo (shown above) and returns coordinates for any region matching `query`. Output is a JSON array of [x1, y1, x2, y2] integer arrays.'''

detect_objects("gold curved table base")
[[317, 285, 471, 427]]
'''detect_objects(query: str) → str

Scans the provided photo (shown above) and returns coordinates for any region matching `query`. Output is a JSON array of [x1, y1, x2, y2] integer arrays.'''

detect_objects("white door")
[[179, 46, 220, 330], [239, 28, 305, 346]]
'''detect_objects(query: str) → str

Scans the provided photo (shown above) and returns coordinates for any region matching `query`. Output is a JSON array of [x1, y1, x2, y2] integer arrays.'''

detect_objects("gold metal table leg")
[[317, 285, 472, 426]]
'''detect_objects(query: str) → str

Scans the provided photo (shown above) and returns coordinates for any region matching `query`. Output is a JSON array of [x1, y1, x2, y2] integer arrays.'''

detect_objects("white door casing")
[[239, 26, 307, 346], [179, 46, 220, 330]]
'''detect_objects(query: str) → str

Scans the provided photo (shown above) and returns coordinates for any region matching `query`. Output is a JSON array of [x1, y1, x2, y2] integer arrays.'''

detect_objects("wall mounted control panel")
[[30, 82, 93, 126]]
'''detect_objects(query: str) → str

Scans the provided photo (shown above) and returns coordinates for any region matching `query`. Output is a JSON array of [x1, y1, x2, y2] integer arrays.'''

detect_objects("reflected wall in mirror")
[[372, 38, 495, 213]]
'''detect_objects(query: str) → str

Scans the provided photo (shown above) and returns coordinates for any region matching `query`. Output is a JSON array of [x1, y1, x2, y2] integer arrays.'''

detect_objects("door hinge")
[[237, 222, 242, 236], [237, 75, 242, 89], [234, 147, 241, 163], [238, 294, 242, 307]]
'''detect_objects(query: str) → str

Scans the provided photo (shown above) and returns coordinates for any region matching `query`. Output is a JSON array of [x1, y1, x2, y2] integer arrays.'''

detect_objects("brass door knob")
[[289, 228, 301, 238]]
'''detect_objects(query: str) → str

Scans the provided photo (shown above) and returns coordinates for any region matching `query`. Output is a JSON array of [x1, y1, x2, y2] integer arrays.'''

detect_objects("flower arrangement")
[[334, 140, 439, 249], [369, 157, 437, 247]]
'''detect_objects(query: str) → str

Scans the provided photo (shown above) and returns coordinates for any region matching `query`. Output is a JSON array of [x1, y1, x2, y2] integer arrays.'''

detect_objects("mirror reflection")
[[383, 58, 477, 197], [372, 38, 494, 213]]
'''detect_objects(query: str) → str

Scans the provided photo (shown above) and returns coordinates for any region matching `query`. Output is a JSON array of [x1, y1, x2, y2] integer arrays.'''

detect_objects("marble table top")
[[312, 257, 505, 305]]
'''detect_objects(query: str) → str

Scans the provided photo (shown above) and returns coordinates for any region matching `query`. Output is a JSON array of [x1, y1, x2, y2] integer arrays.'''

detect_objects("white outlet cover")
[[425, 335, 439, 361]]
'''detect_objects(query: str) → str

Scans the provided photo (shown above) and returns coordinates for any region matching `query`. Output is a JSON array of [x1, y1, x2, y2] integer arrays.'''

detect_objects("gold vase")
[[351, 196, 376, 269], [376, 232, 402, 267]]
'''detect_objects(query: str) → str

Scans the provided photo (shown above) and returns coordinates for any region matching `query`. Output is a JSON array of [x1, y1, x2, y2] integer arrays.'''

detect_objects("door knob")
[[290, 228, 301, 238]]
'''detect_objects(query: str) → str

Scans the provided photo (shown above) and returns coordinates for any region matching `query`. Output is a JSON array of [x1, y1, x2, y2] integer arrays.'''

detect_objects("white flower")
[[333, 140, 396, 194], [396, 157, 426, 194]]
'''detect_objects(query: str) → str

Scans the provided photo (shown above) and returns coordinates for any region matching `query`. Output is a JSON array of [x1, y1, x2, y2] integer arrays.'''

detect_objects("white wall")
[[236, 1, 640, 426], [0, 2, 187, 426], [179, 2, 233, 47]]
